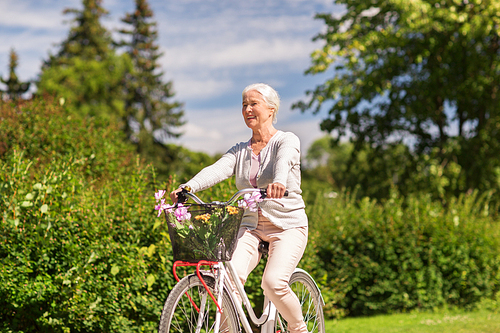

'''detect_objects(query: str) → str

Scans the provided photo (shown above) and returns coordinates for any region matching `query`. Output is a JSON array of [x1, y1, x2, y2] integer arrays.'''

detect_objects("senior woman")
[[170, 83, 309, 333]]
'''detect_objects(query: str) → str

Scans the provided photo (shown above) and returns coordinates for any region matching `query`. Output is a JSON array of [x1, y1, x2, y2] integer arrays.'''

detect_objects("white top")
[[249, 142, 260, 188], [183, 130, 308, 230]]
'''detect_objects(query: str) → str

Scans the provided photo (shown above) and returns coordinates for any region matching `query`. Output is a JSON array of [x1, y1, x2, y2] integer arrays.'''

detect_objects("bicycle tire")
[[158, 272, 240, 333], [275, 270, 325, 333]]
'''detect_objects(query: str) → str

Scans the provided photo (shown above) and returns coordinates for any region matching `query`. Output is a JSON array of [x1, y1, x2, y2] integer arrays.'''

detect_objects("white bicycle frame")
[[213, 261, 279, 333], [176, 188, 295, 333]]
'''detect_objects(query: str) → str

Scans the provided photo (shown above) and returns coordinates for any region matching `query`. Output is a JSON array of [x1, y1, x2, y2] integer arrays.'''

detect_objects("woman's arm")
[[272, 133, 301, 187], [181, 144, 241, 193], [170, 147, 238, 203]]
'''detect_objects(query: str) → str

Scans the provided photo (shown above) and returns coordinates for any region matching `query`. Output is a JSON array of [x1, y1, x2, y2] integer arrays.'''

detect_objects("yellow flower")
[[195, 213, 211, 223], [226, 206, 239, 215]]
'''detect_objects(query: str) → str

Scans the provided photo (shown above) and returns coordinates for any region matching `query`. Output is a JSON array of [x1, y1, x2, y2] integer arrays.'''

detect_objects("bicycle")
[[157, 187, 325, 333]]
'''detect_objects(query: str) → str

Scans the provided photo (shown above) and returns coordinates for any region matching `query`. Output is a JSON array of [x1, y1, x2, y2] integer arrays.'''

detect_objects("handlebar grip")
[[260, 189, 289, 198], [177, 187, 189, 204]]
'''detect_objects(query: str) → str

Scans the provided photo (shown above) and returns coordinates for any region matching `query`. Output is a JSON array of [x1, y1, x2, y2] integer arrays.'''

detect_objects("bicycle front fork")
[[213, 263, 226, 333]]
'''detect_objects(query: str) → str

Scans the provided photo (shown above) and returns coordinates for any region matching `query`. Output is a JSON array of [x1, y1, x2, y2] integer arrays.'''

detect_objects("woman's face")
[[242, 90, 274, 130]]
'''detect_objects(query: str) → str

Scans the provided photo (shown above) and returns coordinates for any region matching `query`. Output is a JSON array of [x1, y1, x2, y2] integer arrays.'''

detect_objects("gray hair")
[[242, 83, 280, 124]]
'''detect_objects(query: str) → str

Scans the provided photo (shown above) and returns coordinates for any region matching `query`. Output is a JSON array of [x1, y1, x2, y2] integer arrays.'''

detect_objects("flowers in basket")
[[154, 190, 263, 219], [154, 190, 262, 260]]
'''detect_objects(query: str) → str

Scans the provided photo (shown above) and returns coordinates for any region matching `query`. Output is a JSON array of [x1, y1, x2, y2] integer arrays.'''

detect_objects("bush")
[[0, 98, 176, 332], [304, 188, 500, 318]]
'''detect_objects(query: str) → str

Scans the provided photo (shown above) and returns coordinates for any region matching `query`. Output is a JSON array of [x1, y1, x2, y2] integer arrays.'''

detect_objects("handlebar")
[[177, 187, 288, 206]]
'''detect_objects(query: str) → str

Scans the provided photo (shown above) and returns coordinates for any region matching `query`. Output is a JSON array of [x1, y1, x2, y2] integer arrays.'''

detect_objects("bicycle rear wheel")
[[275, 270, 325, 333], [158, 272, 239, 333]]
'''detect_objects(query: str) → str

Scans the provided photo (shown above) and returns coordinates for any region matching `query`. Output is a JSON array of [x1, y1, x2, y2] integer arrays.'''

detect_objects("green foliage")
[[45, 0, 112, 64], [151, 144, 220, 186], [401, 144, 465, 201], [304, 187, 500, 318], [297, 0, 500, 200], [117, 0, 184, 148], [303, 136, 467, 202], [477, 290, 500, 314], [304, 137, 413, 200], [0, 98, 176, 332], [37, 53, 132, 122], [0, 48, 31, 101], [37, 0, 132, 124]]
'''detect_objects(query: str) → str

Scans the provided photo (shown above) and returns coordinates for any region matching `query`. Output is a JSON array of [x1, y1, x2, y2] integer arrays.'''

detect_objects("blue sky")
[[0, 0, 345, 155]]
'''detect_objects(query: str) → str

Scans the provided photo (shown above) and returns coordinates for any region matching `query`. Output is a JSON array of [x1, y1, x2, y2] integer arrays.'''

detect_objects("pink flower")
[[155, 199, 174, 217], [155, 190, 166, 201], [174, 203, 191, 221], [238, 192, 263, 212]]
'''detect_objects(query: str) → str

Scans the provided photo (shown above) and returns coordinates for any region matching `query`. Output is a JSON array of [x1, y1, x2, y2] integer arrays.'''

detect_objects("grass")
[[326, 309, 500, 333]]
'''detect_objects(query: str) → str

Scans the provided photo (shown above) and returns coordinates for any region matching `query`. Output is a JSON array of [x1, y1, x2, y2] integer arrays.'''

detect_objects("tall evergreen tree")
[[117, 0, 184, 153], [38, 0, 131, 121], [1, 49, 31, 101], [45, 0, 111, 66]]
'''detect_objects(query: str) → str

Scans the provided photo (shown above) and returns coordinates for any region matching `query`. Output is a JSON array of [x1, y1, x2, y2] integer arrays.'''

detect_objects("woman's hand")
[[170, 188, 183, 204], [266, 182, 286, 199]]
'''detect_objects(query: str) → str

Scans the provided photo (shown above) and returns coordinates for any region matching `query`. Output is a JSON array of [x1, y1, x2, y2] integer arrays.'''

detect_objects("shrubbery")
[[302, 188, 500, 318], [0, 98, 176, 332]]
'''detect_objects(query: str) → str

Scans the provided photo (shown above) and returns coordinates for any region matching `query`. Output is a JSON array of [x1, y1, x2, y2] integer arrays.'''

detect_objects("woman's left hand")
[[266, 182, 286, 199]]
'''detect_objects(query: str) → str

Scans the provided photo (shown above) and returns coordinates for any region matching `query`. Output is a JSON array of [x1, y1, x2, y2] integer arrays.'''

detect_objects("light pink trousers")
[[228, 213, 308, 333]]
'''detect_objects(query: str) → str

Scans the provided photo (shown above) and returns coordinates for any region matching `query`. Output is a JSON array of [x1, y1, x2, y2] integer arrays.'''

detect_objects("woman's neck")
[[250, 127, 278, 156], [251, 126, 277, 144]]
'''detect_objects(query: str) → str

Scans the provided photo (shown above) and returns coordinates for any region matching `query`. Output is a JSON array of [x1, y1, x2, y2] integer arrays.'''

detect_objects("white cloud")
[[173, 105, 251, 153], [168, 75, 235, 101], [0, 1, 78, 29], [164, 37, 316, 71], [182, 122, 224, 140]]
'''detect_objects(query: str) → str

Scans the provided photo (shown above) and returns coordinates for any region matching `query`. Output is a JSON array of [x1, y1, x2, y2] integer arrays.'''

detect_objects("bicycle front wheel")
[[158, 272, 239, 333], [276, 270, 325, 333]]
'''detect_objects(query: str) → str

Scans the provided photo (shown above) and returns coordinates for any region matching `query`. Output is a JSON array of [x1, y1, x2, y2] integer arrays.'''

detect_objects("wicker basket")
[[165, 204, 244, 262]]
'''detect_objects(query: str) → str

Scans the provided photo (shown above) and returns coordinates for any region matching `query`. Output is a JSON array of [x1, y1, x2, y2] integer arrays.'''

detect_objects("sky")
[[0, 0, 345, 156]]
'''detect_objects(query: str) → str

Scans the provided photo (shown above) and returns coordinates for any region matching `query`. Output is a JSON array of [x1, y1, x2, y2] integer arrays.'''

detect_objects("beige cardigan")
[[183, 130, 308, 230]]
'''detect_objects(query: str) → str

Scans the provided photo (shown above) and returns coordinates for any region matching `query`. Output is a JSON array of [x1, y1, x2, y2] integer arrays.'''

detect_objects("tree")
[[296, 0, 500, 198], [37, 0, 130, 122], [45, 0, 111, 65], [303, 136, 464, 201], [117, 0, 184, 153], [37, 55, 131, 121], [1, 49, 31, 101]]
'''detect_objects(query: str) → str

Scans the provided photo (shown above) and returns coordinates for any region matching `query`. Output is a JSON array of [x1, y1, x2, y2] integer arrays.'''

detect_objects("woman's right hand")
[[170, 187, 184, 204], [265, 182, 287, 199]]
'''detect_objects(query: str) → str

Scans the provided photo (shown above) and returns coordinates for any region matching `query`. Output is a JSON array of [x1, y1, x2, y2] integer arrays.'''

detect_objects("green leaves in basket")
[[172, 220, 192, 239]]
